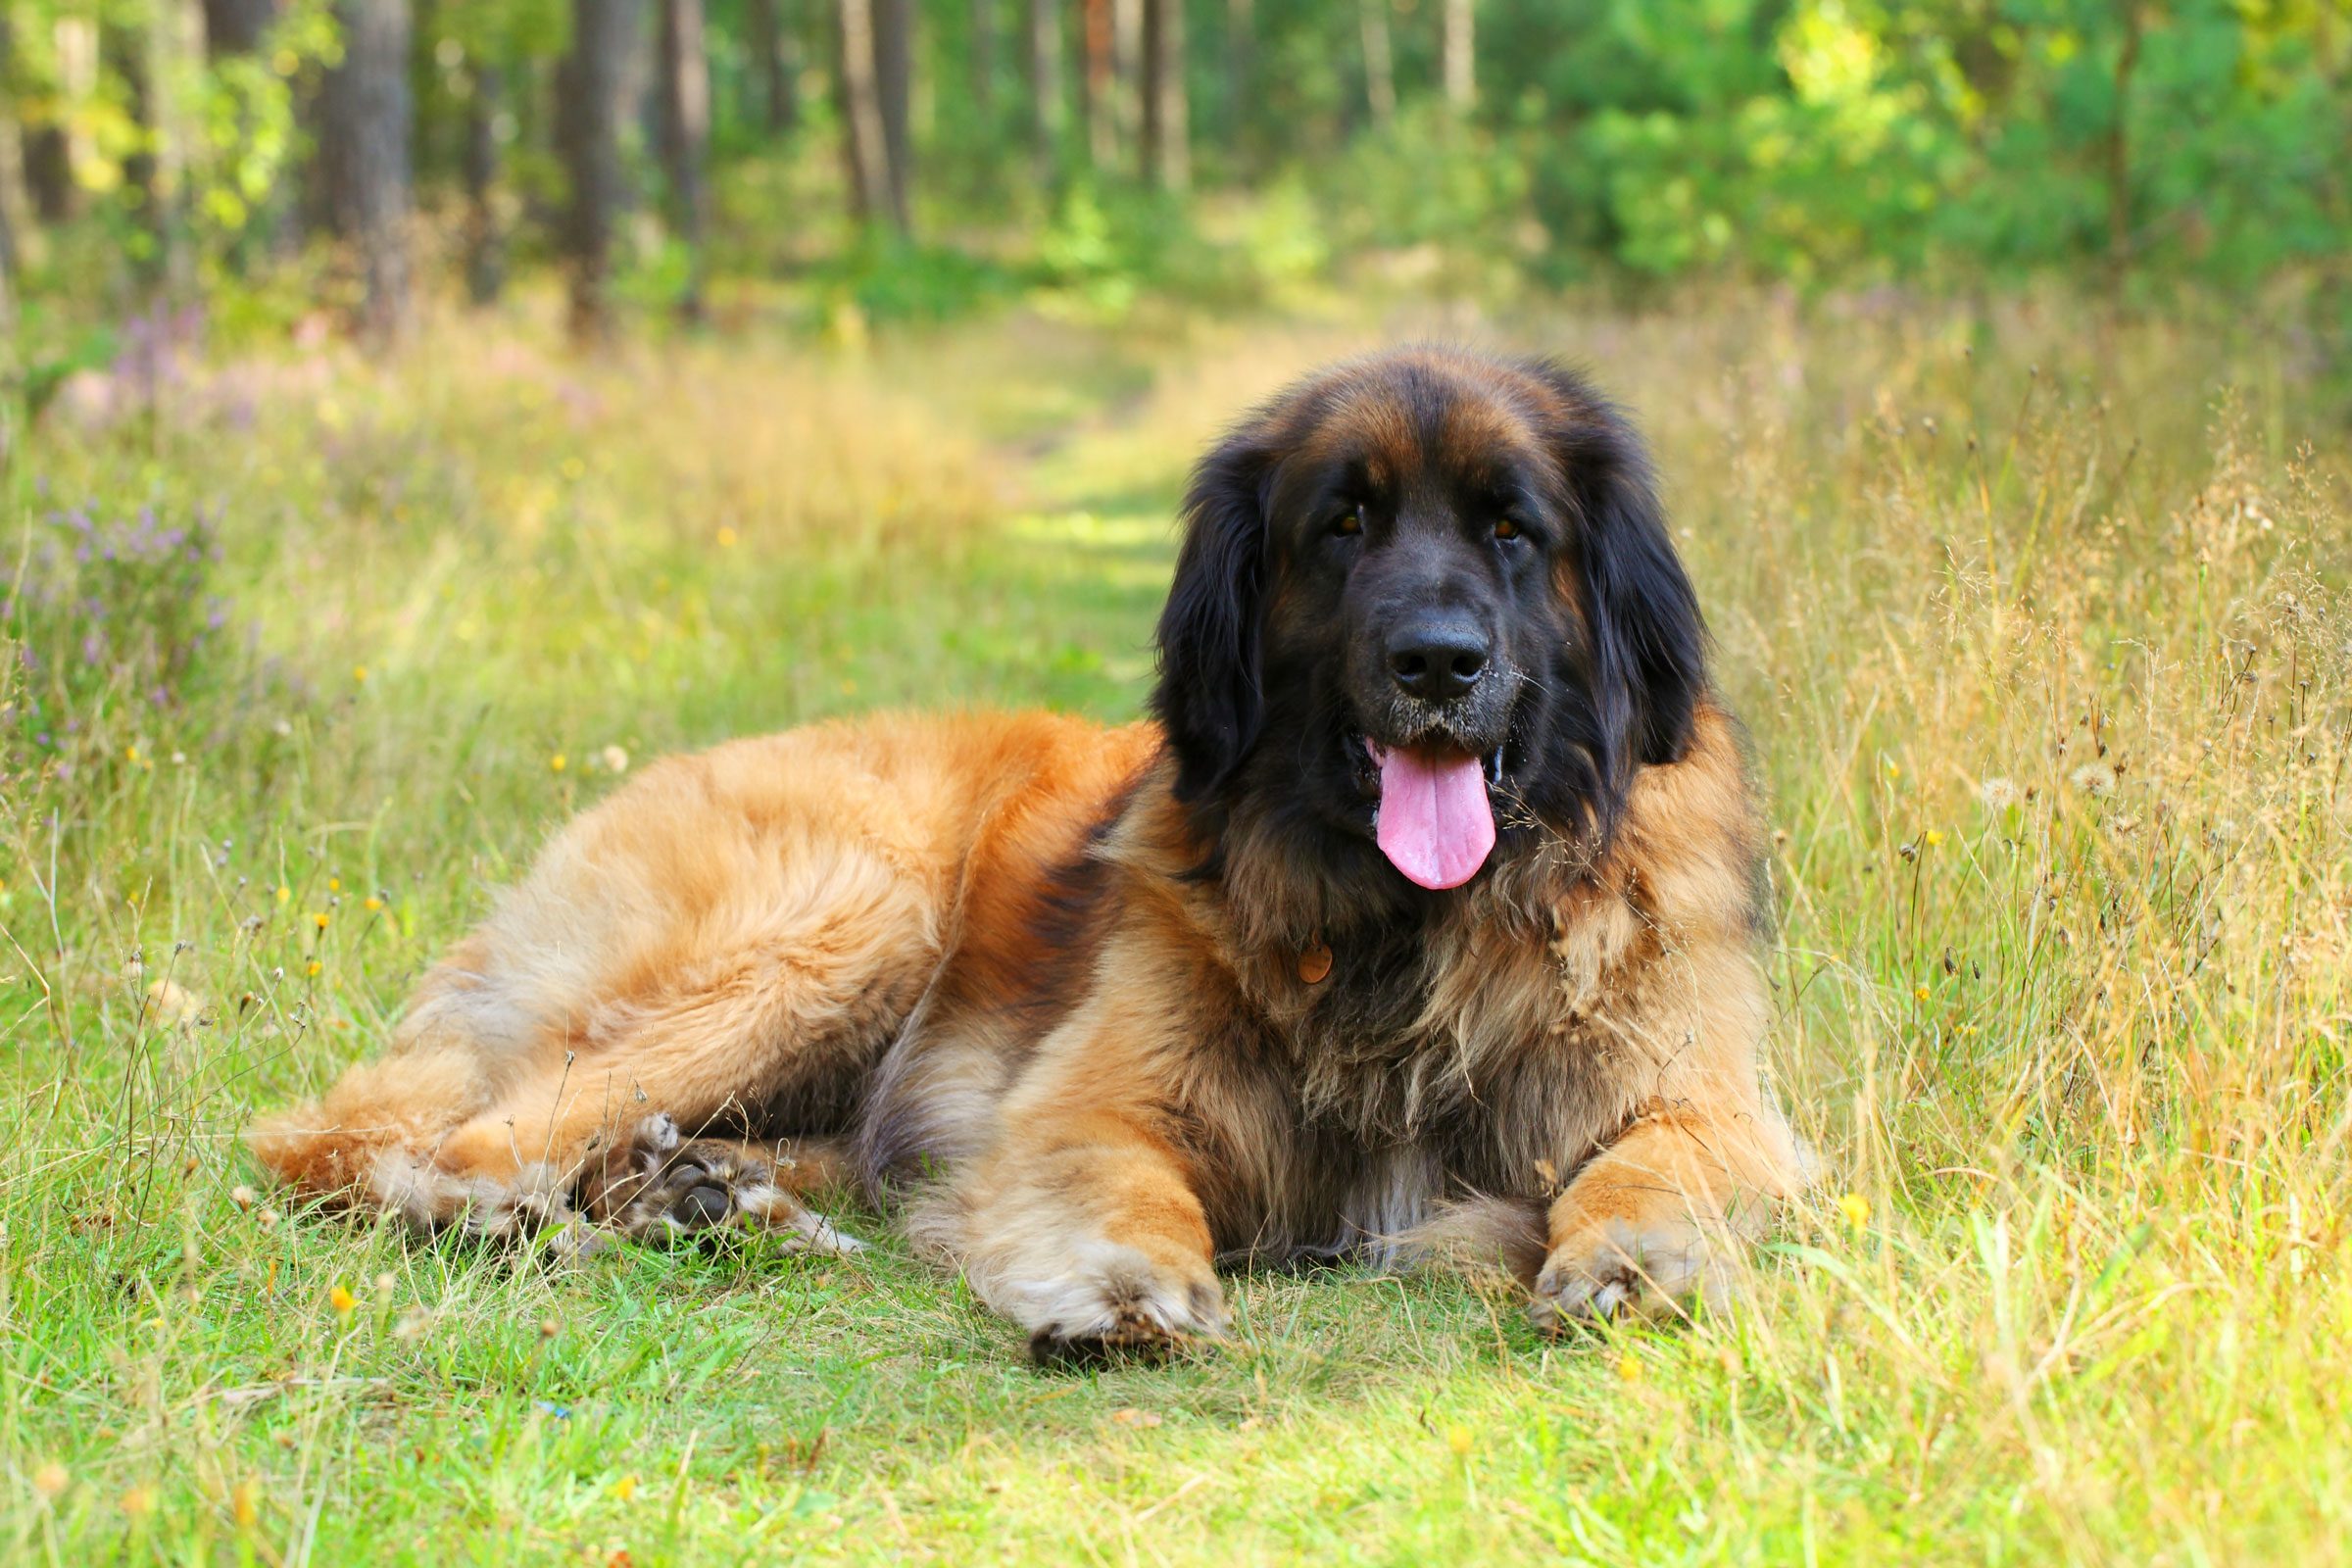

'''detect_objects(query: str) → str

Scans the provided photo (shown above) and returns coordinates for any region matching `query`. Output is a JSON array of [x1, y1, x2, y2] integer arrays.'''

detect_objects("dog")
[[249, 346, 1809, 1358]]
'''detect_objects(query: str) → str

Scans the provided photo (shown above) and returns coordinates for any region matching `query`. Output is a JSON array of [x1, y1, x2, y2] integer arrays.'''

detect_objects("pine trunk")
[[747, 0, 798, 134], [1140, 0, 1186, 191], [463, 64, 505, 306], [1080, 0, 1114, 169], [1359, 0, 1394, 131], [318, 0, 413, 341], [835, 0, 893, 227], [971, 0, 996, 120], [1023, 0, 1059, 180], [874, 0, 912, 230], [657, 0, 711, 319], [202, 0, 278, 53], [558, 0, 637, 340], [1441, 0, 1473, 110]]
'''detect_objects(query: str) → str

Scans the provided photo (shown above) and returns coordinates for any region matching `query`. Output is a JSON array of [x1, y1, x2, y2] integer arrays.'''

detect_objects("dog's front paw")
[[597, 1119, 863, 1255], [1007, 1244, 1228, 1366], [1530, 1208, 1731, 1329]]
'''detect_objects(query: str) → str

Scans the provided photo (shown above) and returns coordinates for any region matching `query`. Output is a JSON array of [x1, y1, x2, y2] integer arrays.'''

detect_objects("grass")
[[2, 288, 2347, 1565]]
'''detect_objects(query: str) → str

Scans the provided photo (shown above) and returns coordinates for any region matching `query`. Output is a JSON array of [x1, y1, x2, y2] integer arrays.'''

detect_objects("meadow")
[[2, 288, 2346, 1564]]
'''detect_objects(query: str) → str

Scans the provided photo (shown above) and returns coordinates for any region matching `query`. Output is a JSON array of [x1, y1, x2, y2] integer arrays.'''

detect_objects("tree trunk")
[[1441, 0, 1472, 111], [1226, 0, 1251, 140], [746, 0, 799, 135], [1080, 0, 1114, 169], [2104, 0, 2144, 291], [971, 0, 996, 120], [657, 0, 710, 319], [318, 0, 413, 341], [834, 0, 893, 227], [1023, 0, 1059, 181], [463, 64, 505, 306], [874, 0, 912, 230], [1359, 0, 1394, 131], [1111, 0, 1140, 153], [559, 0, 637, 340], [202, 0, 277, 54], [1140, 0, 1186, 191]]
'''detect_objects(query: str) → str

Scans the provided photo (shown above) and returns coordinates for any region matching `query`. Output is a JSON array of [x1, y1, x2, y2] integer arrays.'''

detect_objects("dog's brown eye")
[[1330, 506, 1363, 538], [1494, 517, 1523, 541]]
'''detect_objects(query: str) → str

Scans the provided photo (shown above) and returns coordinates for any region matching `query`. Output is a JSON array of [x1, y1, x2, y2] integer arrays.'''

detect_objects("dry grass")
[[1, 289, 2346, 1565]]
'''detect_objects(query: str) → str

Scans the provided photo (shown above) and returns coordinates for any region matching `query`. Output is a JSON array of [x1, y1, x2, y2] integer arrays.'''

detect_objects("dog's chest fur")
[[1189, 855, 1666, 1258]]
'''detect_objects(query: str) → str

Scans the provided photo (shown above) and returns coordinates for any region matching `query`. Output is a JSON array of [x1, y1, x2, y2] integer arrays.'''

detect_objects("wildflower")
[[232, 1480, 259, 1529], [229, 1184, 257, 1210], [1838, 1193, 1871, 1229], [125, 744, 141, 764], [1924, 830, 1946, 848], [716, 526, 739, 549], [551, 754, 568, 773], [364, 895, 383, 912], [313, 911, 329, 929], [1446, 1424, 1474, 1455], [1914, 985, 1931, 1003], [275, 885, 291, 905], [329, 1284, 357, 1319], [600, 745, 630, 774], [257, 1206, 281, 1230], [306, 960, 321, 978], [1616, 1354, 1642, 1385], [31, 1462, 69, 1499], [1884, 760, 1901, 779], [327, 877, 340, 893], [2070, 761, 2118, 796], [353, 666, 368, 684], [611, 1475, 640, 1502]]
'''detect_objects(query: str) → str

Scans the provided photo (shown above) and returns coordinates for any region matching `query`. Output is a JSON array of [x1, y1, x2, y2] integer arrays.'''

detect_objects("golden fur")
[[250, 349, 1810, 1356]]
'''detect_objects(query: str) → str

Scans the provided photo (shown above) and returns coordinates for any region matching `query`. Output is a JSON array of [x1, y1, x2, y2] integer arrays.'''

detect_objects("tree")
[[203, 0, 278, 53], [557, 0, 636, 338], [1358, 0, 1394, 132], [970, 0, 996, 121], [1440, 0, 1471, 111], [1225, 0, 1251, 154], [834, 0, 894, 226], [1079, 0, 1114, 168], [462, 62, 507, 304], [318, 0, 414, 340], [656, 0, 710, 318], [1022, 0, 1059, 181], [1140, 0, 1185, 190], [745, 0, 799, 135], [874, 0, 911, 227]]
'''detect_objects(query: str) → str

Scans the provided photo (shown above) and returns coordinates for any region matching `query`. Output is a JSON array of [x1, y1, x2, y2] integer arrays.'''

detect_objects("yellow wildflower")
[[1838, 1193, 1871, 1228]]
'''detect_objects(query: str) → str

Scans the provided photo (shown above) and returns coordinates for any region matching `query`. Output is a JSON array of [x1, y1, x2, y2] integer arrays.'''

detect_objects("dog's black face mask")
[[1152, 348, 1706, 901]]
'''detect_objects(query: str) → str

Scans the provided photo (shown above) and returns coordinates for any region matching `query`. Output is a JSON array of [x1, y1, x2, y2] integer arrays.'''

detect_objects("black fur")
[[1149, 349, 1708, 907]]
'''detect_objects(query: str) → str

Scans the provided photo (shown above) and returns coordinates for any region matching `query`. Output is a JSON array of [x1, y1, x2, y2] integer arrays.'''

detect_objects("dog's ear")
[[1152, 430, 1276, 802], [1528, 362, 1705, 770]]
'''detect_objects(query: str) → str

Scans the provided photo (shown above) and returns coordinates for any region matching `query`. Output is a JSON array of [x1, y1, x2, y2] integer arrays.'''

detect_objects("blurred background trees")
[[0, 0, 2344, 363]]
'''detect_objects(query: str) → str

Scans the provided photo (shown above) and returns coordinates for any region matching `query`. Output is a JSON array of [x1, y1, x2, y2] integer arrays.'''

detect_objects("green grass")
[[3, 293, 2348, 1564]]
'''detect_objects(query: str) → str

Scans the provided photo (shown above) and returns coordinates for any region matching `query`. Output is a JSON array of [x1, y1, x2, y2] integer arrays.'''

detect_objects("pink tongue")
[[1374, 745, 1496, 890]]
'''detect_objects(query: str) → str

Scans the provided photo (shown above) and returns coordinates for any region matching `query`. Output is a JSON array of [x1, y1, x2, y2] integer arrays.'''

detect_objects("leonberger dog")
[[250, 347, 1809, 1358]]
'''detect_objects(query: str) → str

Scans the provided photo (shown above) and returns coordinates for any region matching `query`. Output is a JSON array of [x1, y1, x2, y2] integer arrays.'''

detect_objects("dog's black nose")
[[1387, 619, 1490, 701]]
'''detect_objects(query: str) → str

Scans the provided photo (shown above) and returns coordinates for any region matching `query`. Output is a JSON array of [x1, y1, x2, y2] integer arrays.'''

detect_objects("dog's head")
[[1152, 347, 1703, 892]]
